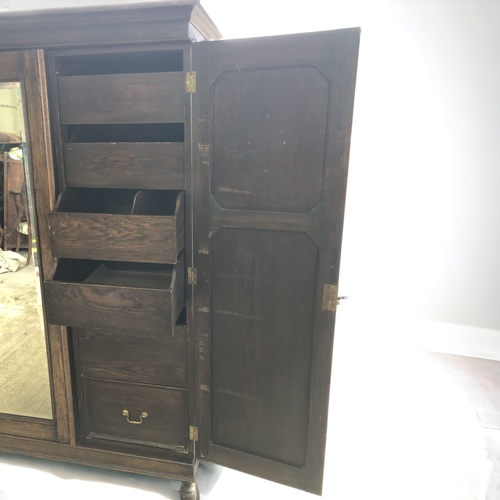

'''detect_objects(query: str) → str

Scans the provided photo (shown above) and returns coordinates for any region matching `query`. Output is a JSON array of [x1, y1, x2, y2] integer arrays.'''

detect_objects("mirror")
[[0, 81, 52, 419]]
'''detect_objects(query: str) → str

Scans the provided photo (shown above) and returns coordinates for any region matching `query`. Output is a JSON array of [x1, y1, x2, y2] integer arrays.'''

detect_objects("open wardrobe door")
[[192, 28, 360, 494]]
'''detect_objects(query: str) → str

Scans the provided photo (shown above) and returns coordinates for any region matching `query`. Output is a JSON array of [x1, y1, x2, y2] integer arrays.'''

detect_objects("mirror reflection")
[[0, 81, 52, 419]]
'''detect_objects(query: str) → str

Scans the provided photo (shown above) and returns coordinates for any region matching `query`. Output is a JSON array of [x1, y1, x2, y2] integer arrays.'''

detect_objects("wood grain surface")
[[63, 142, 185, 190], [82, 378, 187, 450], [49, 190, 184, 264], [44, 253, 185, 335], [58, 72, 184, 125], [75, 324, 188, 387]]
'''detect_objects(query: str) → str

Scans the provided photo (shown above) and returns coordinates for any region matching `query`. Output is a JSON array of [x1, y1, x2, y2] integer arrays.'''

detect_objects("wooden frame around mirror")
[[0, 50, 73, 444]]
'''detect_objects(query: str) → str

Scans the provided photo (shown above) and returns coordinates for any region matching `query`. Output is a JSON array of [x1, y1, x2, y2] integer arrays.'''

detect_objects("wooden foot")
[[180, 481, 199, 500]]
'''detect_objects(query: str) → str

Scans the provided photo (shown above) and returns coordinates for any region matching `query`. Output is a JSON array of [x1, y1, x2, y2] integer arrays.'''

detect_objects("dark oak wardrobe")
[[0, 2, 359, 498]]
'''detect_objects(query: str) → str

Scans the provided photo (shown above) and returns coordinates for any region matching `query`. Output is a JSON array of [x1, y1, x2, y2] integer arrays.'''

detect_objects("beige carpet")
[[0, 259, 52, 419]]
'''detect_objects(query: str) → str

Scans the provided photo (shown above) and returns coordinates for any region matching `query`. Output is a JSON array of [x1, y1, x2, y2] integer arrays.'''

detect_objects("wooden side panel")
[[58, 72, 184, 124], [63, 142, 185, 190], [192, 28, 360, 494]]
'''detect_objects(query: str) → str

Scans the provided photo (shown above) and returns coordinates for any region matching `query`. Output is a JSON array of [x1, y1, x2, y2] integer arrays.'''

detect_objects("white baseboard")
[[409, 319, 500, 361]]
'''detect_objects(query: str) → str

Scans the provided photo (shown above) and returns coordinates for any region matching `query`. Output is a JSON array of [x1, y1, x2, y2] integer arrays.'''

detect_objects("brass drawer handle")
[[122, 409, 148, 425]]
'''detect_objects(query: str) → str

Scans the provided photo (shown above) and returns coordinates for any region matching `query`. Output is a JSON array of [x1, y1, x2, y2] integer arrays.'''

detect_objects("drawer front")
[[49, 212, 184, 264], [82, 378, 187, 450], [63, 142, 185, 190], [44, 253, 185, 335], [76, 324, 188, 387], [49, 190, 184, 264], [58, 72, 184, 124]]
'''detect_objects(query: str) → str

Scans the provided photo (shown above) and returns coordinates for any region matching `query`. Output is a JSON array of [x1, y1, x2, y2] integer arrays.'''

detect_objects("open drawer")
[[49, 189, 184, 264], [44, 252, 185, 335]]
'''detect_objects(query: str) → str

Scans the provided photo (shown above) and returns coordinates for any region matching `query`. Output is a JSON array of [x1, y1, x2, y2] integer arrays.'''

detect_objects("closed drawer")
[[58, 72, 184, 124], [63, 142, 185, 190], [44, 252, 185, 335], [49, 189, 184, 264], [75, 322, 187, 387], [82, 378, 187, 451]]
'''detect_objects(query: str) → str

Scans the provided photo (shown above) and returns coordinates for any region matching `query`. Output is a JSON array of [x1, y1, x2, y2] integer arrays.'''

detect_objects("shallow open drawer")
[[44, 252, 185, 336], [49, 189, 184, 264]]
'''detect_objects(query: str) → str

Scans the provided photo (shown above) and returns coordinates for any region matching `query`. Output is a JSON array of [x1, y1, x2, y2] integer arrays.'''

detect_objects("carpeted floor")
[[0, 257, 52, 419], [426, 353, 500, 500]]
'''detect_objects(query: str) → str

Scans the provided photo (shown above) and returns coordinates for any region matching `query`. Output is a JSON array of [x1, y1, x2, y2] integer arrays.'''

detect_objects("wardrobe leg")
[[180, 481, 199, 500]]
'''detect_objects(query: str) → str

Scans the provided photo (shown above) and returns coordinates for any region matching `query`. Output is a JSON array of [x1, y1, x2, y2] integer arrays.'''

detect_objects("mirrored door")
[[0, 50, 71, 443], [0, 81, 52, 419]]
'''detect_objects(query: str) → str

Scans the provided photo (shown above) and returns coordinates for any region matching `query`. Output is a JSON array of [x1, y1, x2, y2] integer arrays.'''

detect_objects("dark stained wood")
[[0, 436, 196, 481], [49, 190, 184, 264], [23, 50, 75, 445], [0, 7, 360, 498], [191, 44, 211, 461], [81, 378, 187, 451], [63, 142, 185, 190], [301, 28, 361, 494], [210, 66, 329, 214], [181, 43, 197, 465], [210, 229, 318, 467], [45, 49, 68, 193], [55, 49, 184, 76], [58, 72, 184, 125], [0, 415, 56, 442], [210, 196, 323, 233], [75, 324, 188, 387], [0, 49, 75, 445], [44, 252, 185, 335], [0, 3, 202, 50], [0, 51, 22, 78], [192, 28, 360, 494]]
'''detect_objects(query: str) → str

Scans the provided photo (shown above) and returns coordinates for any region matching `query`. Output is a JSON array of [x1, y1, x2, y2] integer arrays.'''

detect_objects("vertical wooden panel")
[[0, 50, 69, 443], [22, 49, 73, 444], [210, 66, 329, 213], [192, 28, 360, 493], [210, 228, 318, 466]]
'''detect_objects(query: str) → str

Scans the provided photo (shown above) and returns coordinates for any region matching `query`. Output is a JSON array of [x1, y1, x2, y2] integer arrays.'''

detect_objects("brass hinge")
[[322, 284, 338, 312], [189, 426, 199, 441], [186, 71, 196, 93], [188, 267, 198, 285]]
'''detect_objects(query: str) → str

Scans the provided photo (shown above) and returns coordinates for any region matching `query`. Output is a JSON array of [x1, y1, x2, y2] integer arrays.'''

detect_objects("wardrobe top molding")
[[0, 0, 222, 50]]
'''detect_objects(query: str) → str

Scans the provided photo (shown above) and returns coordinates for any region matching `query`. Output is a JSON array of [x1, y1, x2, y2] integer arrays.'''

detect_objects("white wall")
[[7, 0, 500, 336], [203, 0, 500, 334]]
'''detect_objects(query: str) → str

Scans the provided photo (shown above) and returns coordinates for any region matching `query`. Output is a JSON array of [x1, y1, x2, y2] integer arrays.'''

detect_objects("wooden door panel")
[[210, 66, 329, 213], [210, 228, 318, 467], [192, 28, 360, 494]]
